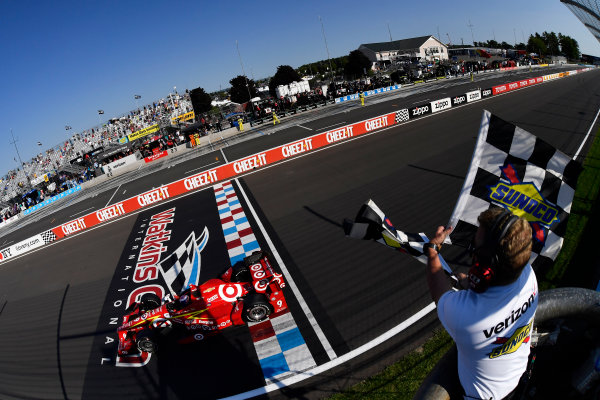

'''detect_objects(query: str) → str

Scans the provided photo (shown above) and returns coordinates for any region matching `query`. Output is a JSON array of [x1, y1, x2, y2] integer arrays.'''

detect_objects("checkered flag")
[[344, 200, 452, 273], [447, 110, 582, 275], [41, 230, 57, 244], [157, 227, 209, 295], [395, 109, 410, 123]]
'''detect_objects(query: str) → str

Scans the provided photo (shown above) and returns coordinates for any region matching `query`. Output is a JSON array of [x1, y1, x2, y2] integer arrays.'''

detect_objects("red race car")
[[117, 251, 287, 355]]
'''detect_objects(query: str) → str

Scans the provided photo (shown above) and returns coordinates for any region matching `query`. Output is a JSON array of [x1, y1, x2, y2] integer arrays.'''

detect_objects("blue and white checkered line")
[[213, 181, 316, 384]]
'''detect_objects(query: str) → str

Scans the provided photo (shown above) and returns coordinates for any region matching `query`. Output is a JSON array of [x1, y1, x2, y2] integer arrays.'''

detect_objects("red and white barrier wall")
[[0, 67, 595, 263]]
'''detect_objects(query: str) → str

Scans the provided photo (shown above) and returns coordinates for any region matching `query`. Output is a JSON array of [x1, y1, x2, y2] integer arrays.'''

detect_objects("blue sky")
[[1, 0, 599, 178]]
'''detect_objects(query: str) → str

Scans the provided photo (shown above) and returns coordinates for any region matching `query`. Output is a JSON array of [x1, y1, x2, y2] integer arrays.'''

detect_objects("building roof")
[[359, 35, 438, 52]]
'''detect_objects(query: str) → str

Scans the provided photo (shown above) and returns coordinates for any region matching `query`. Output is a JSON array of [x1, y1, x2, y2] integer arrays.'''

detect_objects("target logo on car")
[[218, 284, 243, 302]]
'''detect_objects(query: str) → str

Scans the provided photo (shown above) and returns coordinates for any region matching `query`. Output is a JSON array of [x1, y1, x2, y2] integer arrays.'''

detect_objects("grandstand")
[[1, 92, 193, 218]]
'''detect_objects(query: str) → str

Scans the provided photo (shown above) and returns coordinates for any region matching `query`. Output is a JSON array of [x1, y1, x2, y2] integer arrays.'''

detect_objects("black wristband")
[[423, 242, 442, 254]]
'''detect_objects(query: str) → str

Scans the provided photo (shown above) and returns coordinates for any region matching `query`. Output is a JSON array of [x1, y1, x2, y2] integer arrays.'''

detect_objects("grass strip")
[[543, 127, 600, 289]]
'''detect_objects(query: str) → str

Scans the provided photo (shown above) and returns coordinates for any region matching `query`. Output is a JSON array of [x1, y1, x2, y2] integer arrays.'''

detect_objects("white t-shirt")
[[437, 265, 538, 400]]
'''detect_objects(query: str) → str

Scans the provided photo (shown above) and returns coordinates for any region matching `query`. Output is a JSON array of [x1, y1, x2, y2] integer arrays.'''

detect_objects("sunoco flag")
[[447, 110, 582, 274]]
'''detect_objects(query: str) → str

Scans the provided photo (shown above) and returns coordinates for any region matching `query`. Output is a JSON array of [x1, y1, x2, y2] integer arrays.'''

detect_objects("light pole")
[[319, 16, 335, 92], [236, 40, 255, 124], [134, 94, 141, 109], [9, 129, 30, 189], [467, 20, 475, 46]]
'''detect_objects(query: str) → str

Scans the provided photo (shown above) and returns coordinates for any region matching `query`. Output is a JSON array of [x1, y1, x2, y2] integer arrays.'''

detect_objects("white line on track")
[[69, 207, 95, 218], [220, 302, 436, 400], [104, 184, 122, 208], [574, 105, 600, 161], [296, 124, 313, 131], [233, 178, 338, 361], [184, 160, 221, 175], [412, 98, 429, 104]]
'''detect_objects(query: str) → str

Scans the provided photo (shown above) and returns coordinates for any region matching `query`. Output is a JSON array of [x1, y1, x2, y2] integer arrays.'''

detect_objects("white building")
[[358, 35, 448, 68]]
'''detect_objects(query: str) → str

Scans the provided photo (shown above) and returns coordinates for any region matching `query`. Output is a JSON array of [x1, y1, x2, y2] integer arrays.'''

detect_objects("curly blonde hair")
[[478, 208, 533, 274]]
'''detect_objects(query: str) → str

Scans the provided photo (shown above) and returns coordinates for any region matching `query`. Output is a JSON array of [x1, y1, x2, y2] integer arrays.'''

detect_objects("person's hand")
[[430, 225, 453, 247]]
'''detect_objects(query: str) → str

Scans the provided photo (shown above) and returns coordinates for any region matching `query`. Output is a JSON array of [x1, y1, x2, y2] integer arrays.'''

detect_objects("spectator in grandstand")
[[424, 208, 537, 400]]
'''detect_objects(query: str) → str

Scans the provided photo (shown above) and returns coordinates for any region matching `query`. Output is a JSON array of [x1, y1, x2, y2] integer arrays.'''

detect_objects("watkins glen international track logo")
[[487, 164, 559, 243]]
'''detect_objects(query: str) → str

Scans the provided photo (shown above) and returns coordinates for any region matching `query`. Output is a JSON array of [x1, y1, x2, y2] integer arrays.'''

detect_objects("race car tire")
[[242, 293, 273, 323], [140, 293, 161, 312], [136, 330, 157, 353], [230, 263, 251, 283]]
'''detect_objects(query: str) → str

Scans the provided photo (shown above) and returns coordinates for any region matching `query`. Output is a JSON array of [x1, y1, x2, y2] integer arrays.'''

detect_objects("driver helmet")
[[179, 294, 190, 306]]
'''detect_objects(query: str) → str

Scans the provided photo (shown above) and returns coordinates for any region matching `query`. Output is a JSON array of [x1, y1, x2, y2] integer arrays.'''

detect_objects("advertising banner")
[[171, 111, 195, 124], [0, 234, 45, 262], [127, 124, 160, 142], [49, 111, 398, 240], [101, 154, 138, 174], [431, 97, 452, 113], [335, 84, 402, 103], [466, 90, 481, 102], [144, 150, 168, 163], [409, 103, 432, 119], [451, 94, 467, 107], [23, 186, 82, 216]]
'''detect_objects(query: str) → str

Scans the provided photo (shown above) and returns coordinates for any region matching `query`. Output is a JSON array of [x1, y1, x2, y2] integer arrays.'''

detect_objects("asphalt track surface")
[[0, 66, 599, 400]]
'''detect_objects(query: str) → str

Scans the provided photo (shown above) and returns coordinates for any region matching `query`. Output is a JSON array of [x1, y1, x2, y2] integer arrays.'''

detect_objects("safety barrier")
[[22, 186, 82, 216], [0, 66, 595, 263]]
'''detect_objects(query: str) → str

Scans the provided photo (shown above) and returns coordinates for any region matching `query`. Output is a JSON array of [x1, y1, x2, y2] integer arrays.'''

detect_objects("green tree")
[[268, 65, 302, 97], [542, 31, 560, 55], [344, 50, 372, 79], [559, 34, 580, 60], [527, 34, 547, 56], [501, 41, 513, 50], [228, 75, 257, 104], [189, 87, 213, 114]]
